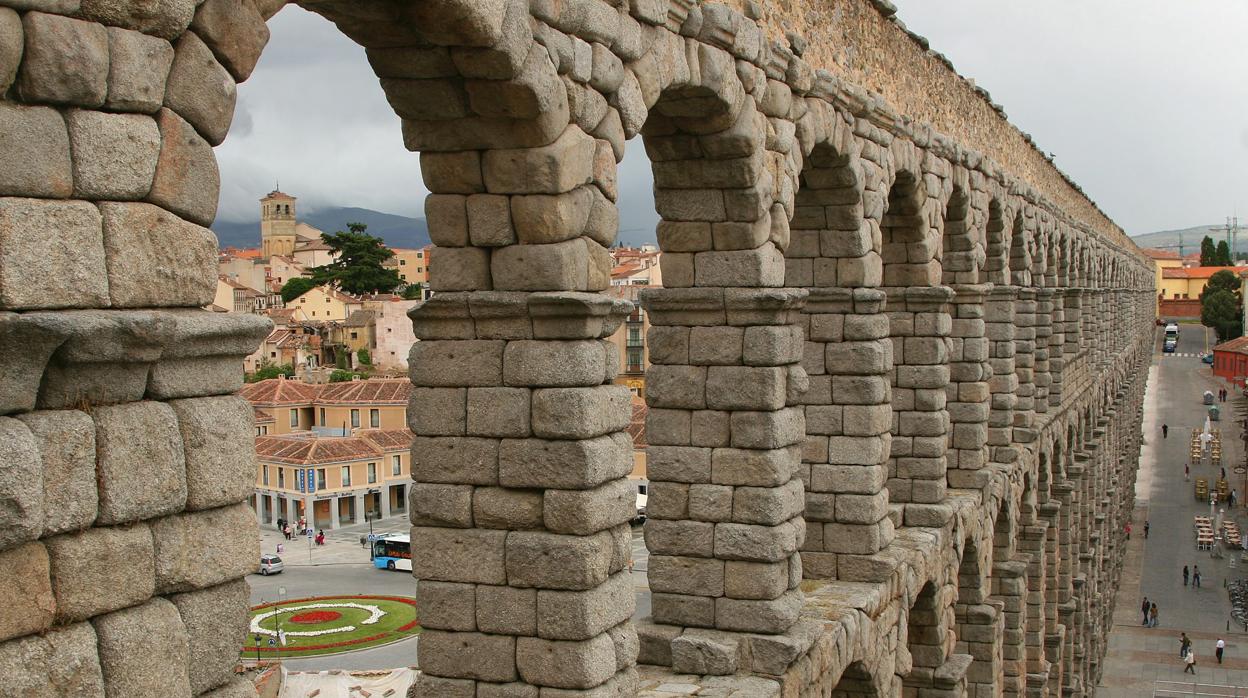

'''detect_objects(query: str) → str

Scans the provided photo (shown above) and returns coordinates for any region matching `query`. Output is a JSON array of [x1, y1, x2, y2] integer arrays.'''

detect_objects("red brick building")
[[1212, 336, 1248, 387]]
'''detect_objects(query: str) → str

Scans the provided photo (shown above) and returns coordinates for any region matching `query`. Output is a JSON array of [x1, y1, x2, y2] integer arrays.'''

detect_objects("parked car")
[[260, 554, 284, 575], [1202, 353, 1215, 365], [1163, 340, 1177, 353]]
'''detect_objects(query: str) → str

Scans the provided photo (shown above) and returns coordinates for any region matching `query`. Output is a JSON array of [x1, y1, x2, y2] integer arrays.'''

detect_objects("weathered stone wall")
[[0, 0, 271, 694], [0, 0, 1153, 696]]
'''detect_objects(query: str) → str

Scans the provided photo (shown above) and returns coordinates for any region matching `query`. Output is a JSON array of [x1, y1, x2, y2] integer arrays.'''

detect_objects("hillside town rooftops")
[[1162, 266, 1244, 279], [237, 377, 321, 406], [317, 379, 411, 405]]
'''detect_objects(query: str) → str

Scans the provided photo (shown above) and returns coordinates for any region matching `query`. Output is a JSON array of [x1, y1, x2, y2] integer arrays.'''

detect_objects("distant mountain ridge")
[[1131, 224, 1228, 256], [211, 207, 431, 250]]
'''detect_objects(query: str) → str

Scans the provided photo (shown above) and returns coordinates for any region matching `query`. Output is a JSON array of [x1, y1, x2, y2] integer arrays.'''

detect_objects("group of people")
[[275, 517, 326, 545], [1183, 564, 1202, 588], [1216, 388, 1231, 402], [1140, 596, 1160, 627], [1178, 633, 1228, 674]]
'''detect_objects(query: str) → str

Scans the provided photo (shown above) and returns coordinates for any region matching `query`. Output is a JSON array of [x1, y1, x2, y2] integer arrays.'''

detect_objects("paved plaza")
[[1100, 326, 1248, 696]]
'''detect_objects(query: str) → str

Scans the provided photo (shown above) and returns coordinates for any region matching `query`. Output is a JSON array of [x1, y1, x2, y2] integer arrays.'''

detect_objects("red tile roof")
[[254, 429, 411, 465], [1214, 336, 1248, 355], [254, 408, 275, 424], [1142, 248, 1181, 260], [316, 379, 411, 405], [237, 378, 320, 406], [1162, 266, 1244, 279], [628, 395, 646, 449]]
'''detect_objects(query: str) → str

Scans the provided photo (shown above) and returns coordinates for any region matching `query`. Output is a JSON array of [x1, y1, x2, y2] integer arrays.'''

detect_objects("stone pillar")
[[1048, 289, 1065, 409], [408, 291, 636, 696], [1033, 288, 1054, 416], [378, 485, 390, 520], [947, 284, 991, 491], [993, 559, 1028, 698], [1012, 288, 1037, 445], [328, 496, 339, 530], [641, 287, 810, 671], [796, 289, 895, 579], [354, 492, 365, 525], [303, 496, 314, 530], [985, 287, 1018, 467], [286, 497, 298, 530], [886, 286, 954, 518], [0, 3, 272, 693]]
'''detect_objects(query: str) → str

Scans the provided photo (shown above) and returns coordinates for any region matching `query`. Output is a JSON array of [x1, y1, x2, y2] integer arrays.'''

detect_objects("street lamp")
[[253, 633, 262, 664], [276, 586, 286, 666]]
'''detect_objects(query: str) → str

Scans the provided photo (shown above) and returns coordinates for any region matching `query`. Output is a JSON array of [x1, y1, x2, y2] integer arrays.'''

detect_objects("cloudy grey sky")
[[215, 2, 1248, 239]]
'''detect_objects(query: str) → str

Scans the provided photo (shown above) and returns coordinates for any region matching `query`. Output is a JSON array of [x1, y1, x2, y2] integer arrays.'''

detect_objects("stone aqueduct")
[[0, 0, 1154, 696]]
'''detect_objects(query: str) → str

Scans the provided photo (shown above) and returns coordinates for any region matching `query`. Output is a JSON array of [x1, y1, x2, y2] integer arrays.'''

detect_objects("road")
[[1099, 323, 1248, 694], [245, 515, 652, 671]]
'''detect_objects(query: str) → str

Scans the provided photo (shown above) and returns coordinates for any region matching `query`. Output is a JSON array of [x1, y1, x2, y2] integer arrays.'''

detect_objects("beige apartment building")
[[240, 377, 414, 529], [289, 285, 364, 321], [252, 429, 411, 531]]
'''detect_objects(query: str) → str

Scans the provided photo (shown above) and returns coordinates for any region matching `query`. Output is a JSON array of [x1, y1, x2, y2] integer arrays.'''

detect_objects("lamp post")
[[276, 586, 286, 666], [253, 633, 262, 664]]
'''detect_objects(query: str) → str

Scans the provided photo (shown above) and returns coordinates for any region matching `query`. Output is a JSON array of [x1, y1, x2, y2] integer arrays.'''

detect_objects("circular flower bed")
[[289, 610, 342, 624], [243, 595, 419, 659]]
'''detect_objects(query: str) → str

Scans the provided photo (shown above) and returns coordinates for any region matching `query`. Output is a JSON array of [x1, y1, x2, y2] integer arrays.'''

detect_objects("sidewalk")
[[260, 515, 410, 567], [1099, 350, 1248, 695]]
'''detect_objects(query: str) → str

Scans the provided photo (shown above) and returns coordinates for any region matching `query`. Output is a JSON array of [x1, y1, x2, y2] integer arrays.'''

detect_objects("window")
[[319, 408, 325, 425], [400, 259, 406, 265], [627, 348, 644, 372], [341, 466, 351, 487], [370, 409, 380, 428], [289, 409, 298, 428], [270, 351, 276, 358], [316, 469, 326, 490], [351, 409, 360, 428], [392, 455, 402, 476], [259, 425, 268, 435], [277, 468, 285, 489], [350, 332, 358, 340], [368, 462, 377, 483], [261, 465, 269, 486]]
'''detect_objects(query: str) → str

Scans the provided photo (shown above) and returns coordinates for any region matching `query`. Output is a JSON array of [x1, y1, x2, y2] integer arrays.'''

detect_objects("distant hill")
[[212, 207, 430, 250], [1131, 224, 1225, 256]]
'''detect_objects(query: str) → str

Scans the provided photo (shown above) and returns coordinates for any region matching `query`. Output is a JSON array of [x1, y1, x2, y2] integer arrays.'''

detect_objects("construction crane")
[[1210, 217, 1241, 260], [1148, 233, 1190, 258]]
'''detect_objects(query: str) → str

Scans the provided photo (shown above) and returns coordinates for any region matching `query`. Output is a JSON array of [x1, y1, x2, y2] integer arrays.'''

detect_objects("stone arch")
[[832, 660, 893, 697], [901, 579, 961, 691], [983, 199, 1010, 286], [941, 184, 979, 286], [955, 536, 1002, 696]]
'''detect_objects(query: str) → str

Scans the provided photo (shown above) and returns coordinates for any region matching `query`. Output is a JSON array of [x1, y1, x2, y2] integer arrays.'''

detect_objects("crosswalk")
[[1161, 352, 1202, 358]]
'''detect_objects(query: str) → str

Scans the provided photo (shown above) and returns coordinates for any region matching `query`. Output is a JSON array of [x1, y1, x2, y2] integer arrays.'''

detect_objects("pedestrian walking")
[[1217, 638, 1226, 664], [1183, 565, 1190, 586], [1181, 632, 1192, 658], [1126, 522, 1132, 540], [1222, 467, 1227, 482], [1163, 423, 1169, 438], [1150, 602, 1159, 628], [1185, 648, 1197, 674], [1194, 565, 1202, 588], [1142, 596, 1150, 625], [1145, 520, 1150, 539], [1185, 463, 1190, 481]]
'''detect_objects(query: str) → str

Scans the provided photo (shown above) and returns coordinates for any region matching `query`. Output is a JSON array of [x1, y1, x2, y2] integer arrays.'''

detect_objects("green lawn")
[[243, 595, 420, 659]]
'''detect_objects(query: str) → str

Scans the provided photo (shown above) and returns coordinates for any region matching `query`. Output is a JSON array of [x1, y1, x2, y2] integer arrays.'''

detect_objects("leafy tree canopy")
[[1201, 288, 1242, 341], [1202, 269, 1241, 301], [308, 223, 403, 296], [249, 361, 295, 382], [357, 349, 372, 366], [280, 277, 317, 304], [329, 369, 366, 383], [401, 283, 424, 300]]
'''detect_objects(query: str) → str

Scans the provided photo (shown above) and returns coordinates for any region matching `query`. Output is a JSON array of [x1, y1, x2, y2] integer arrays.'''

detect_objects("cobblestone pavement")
[[1100, 327, 1248, 695]]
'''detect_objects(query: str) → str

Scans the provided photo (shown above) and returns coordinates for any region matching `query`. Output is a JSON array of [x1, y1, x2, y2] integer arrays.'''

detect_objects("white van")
[[1164, 323, 1179, 341]]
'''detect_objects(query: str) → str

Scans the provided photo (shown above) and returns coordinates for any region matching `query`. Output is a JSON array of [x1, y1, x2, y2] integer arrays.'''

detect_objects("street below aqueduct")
[[1101, 326, 1248, 695]]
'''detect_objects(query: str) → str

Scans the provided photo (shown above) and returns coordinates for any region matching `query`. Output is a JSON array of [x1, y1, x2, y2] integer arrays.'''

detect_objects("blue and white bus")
[[372, 534, 411, 571]]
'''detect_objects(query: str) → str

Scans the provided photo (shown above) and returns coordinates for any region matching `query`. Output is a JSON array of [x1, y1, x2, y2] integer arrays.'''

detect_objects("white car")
[[259, 554, 284, 575]]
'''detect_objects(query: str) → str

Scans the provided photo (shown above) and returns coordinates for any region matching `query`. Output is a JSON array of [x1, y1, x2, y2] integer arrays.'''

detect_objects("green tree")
[[308, 223, 403, 295], [357, 348, 372, 366], [329, 369, 361, 382], [248, 361, 294, 382], [1201, 289, 1243, 341], [401, 283, 424, 300], [280, 277, 317, 304], [335, 350, 350, 370], [1201, 269, 1241, 302], [1200, 236, 1218, 266], [1217, 240, 1233, 266]]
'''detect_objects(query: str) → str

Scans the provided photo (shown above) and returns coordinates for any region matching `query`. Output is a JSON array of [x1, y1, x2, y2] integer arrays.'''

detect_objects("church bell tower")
[[260, 190, 298, 259]]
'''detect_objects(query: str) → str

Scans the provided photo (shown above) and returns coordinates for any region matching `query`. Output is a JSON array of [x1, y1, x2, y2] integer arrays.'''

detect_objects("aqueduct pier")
[[0, 0, 1153, 696]]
